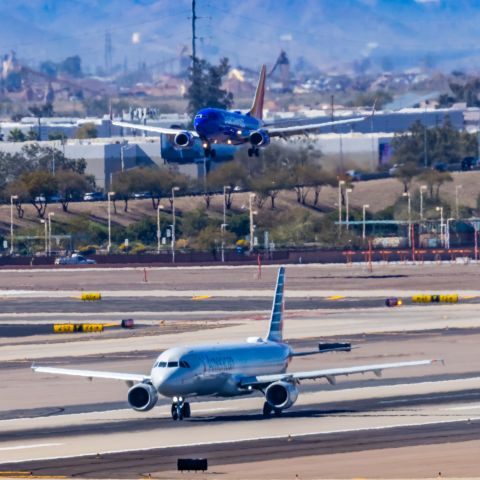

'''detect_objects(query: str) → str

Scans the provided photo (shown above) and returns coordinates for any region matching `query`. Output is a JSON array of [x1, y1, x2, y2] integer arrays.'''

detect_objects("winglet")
[[266, 266, 285, 342], [249, 65, 266, 120]]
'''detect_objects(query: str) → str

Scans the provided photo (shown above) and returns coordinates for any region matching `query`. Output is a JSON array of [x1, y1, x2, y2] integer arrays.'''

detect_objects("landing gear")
[[247, 147, 260, 157], [262, 402, 282, 418], [171, 398, 190, 421], [203, 145, 216, 159]]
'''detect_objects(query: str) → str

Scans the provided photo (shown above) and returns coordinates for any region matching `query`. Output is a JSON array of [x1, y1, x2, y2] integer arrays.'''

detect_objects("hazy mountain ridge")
[[1, 0, 480, 73]]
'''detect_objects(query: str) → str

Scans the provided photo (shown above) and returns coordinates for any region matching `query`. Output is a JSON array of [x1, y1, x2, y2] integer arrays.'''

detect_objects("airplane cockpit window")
[[179, 360, 191, 368], [167, 361, 179, 368], [159, 362, 167, 367]]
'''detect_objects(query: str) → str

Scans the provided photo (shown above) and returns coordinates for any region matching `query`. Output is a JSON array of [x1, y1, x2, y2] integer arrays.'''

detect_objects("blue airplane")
[[113, 65, 368, 158]]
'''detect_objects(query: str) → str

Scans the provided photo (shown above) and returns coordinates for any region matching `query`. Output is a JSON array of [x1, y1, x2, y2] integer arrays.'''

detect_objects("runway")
[[1, 264, 480, 478]]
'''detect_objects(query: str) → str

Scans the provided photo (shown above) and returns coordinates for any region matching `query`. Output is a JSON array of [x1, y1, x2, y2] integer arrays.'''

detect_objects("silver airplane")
[[33, 267, 439, 421]]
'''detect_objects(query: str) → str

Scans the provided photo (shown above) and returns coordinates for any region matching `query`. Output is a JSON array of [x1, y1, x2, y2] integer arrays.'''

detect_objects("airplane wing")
[[265, 116, 366, 137], [112, 121, 199, 137], [32, 366, 149, 383], [240, 359, 441, 388]]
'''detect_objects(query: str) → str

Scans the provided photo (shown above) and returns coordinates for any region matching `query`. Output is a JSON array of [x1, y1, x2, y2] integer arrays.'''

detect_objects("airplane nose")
[[152, 369, 182, 396]]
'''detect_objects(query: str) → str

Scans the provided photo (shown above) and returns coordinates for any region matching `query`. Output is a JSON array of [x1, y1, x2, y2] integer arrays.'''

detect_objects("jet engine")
[[265, 381, 298, 409], [249, 129, 270, 147], [127, 383, 158, 412], [173, 131, 195, 148]]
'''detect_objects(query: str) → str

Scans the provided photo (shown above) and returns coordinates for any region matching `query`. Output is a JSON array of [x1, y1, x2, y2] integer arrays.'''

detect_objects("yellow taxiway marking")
[[326, 295, 345, 300], [192, 295, 211, 300], [461, 295, 477, 299]]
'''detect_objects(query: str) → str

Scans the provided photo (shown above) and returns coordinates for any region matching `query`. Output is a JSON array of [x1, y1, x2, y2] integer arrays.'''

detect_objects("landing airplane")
[[112, 65, 369, 159], [33, 267, 439, 421]]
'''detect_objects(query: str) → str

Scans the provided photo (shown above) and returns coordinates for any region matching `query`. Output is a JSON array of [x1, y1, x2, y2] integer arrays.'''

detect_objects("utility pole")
[[191, 0, 197, 66]]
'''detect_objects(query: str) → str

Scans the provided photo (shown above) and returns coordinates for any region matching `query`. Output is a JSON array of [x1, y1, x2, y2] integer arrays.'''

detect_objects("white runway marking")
[[0, 443, 62, 452], [380, 392, 480, 404], [446, 403, 480, 411], [5, 416, 480, 465]]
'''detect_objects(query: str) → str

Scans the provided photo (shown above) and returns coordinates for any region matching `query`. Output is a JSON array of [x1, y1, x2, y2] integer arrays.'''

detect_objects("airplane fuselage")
[[193, 107, 263, 146], [151, 341, 292, 398]]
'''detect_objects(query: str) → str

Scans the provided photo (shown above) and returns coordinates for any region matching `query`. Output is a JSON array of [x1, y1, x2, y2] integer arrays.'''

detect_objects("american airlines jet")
[[112, 65, 369, 159], [33, 267, 438, 421]]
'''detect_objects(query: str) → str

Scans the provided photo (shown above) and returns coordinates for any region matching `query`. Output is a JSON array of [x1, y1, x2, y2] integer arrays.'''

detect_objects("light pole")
[[362, 204, 370, 240], [446, 217, 454, 249], [221, 185, 231, 263], [171, 186, 180, 263], [47, 212, 55, 256], [249, 193, 256, 253], [9, 195, 18, 255], [120, 143, 135, 172], [403, 191, 411, 247], [345, 188, 352, 230], [107, 191, 115, 252], [455, 185, 463, 219], [40, 219, 47, 255], [338, 180, 345, 232], [420, 185, 427, 221], [436, 206, 444, 247], [156, 204, 164, 254]]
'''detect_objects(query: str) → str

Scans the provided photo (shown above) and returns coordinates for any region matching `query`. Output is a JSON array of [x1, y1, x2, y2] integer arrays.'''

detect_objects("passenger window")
[[167, 361, 178, 368]]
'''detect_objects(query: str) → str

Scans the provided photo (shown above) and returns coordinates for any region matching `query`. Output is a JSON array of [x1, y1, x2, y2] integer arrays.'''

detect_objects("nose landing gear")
[[203, 144, 216, 159], [248, 147, 260, 157], [171, 397, 191, 421]]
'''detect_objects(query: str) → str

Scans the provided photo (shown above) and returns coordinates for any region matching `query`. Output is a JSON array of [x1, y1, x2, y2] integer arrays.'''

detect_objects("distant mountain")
[[1, 0, 480, 74]]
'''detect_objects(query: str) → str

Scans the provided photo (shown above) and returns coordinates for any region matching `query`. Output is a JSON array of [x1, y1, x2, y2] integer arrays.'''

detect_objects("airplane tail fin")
[[248, 64, 266, 120], [266, 266, 285, 342]]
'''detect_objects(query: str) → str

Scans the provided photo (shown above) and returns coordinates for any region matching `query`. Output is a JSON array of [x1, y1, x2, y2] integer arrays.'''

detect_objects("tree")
[[112, 170, 142, 212], [207, 162, 248, 209], [75, 123, 98, 139], [59, 55, 82, 77], [7, 128, 26, 142], [56, 170, 92, 212], [394, 162, 421, 193], [14, 171, 58, 218], [186, 57, 234, 119], [417, 169, 453, 200]]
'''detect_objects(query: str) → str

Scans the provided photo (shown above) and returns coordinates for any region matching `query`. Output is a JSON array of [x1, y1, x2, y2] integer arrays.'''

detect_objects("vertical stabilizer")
[[266, 266, 285, 342], [249, 64, 266, 120]]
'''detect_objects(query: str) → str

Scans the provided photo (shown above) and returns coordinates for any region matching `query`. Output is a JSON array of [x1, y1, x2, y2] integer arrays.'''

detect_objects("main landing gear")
[[171, 397, 190, 421], [247, 147, 260, 157], [262, 401, 282, 418]]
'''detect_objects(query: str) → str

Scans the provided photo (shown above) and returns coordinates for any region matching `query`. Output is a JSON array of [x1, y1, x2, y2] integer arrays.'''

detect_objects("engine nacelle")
[[265, 381, 298, 410], [173, 131, 195, 148], [249, 129, 270, 147], [127, 383, 158, 412]]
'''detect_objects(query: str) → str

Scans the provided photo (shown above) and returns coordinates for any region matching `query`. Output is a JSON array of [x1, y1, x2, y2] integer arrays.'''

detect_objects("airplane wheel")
[[263, 402, 272, 417], [210, 149, 216, 159], [254, 148, 260, 157], [247, 148, 254, 157], [274, 408, 282, 417], [204, 149, 210, 158], [171, 403, 179, 421], [181, 402, 191, 418]]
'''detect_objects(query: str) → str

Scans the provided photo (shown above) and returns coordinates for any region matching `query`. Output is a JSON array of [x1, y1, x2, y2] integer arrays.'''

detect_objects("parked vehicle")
[[55, 253, 96, 265], [83, 192, 106, 201]]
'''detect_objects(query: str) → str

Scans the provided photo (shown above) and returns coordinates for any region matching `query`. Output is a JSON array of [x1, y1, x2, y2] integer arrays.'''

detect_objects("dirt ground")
[[2, 262, 480, 292]]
